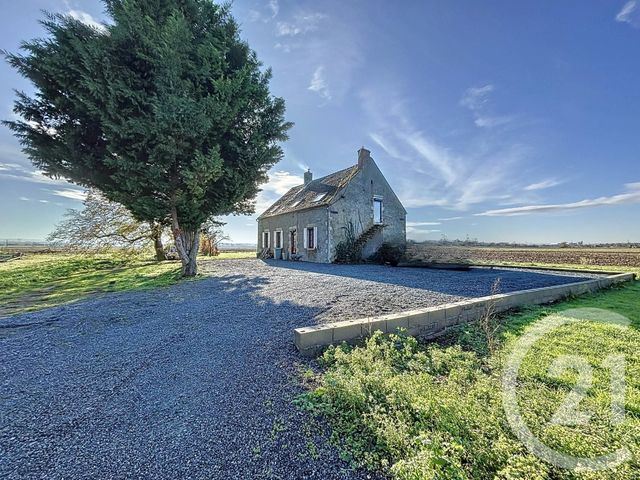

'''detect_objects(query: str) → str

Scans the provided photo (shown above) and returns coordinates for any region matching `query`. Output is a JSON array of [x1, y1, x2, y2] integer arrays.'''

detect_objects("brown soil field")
[[406, 244, 640, 268]]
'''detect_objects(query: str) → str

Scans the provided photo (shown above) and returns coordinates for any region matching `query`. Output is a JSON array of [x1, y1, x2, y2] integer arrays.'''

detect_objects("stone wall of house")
[[329, 152, 406, 261], [257, 207, 331, 262], [257, 149, 406, 264]]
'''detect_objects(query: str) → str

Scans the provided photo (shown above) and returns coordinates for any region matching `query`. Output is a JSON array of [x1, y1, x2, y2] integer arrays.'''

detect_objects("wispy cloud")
[[460, 84, 515, 128], [276, 12, 327, 37], [407, 221, 442, 227], [0, 162, 71, 186], [308, 66, 331, 100], [476, 182, 640, 216], [438, 216, 464, 221], [362, 87, 527, 211], [52, 188, 86, 201], [524, 178, 565, 191], [616, 1, 640, 27]]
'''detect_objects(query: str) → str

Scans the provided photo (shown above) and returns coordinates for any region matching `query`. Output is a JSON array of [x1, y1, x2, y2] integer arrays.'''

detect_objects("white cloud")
[[0, 163, 71, 186], [19, 196, 30, 201], [438, 216, 464, 221], [268, 0, 279, 18], [66, 9, 106, 31], [308, 66, 331, 100], [460, 84, 494, 111], [524, 178, 565, 191], [38, 199, 50, 203], [276, 12, 327, 37], [254, 170, 303, 213], [249, 0, 280, 23], [616, 1, 640, 27], [407, 221, 442, 227], [476, 182, 640, 216], [460, 84, 515, 128], [0, 162, 21, 171], [52, 188, 87, 201]]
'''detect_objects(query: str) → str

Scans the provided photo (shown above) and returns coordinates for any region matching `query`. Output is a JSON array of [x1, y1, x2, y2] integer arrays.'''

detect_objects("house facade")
[[257, 147, 406, 263]]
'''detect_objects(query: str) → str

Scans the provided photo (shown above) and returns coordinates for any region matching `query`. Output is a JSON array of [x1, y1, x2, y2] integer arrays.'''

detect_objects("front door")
[[290, 229, 297, 254]]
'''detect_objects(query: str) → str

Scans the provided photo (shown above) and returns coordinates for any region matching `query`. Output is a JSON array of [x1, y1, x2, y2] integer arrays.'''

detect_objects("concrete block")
[[386, 313, 410, 334], [361, 318, 387, 337], [444, 304, 463, 326], [294, 326, 333, 351], [332, 320, 365, 343]]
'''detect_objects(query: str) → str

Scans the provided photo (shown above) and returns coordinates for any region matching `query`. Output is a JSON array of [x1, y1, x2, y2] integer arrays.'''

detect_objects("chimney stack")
[[357, 146, 371, 169], [304, 169, 313, 185]]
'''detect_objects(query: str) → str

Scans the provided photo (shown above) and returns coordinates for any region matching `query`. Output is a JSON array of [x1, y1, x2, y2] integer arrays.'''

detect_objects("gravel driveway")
[[0, 260, 598, 479]]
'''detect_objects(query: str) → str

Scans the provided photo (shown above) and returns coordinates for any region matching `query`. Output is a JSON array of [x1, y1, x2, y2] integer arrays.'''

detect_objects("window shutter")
[[303, 228, 308, 249], [313, 227, 318, 250], [267, 231, 270, 248]]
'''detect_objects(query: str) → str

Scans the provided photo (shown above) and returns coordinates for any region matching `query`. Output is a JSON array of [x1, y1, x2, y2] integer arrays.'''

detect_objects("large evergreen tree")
[[4, 0, 291, 276]]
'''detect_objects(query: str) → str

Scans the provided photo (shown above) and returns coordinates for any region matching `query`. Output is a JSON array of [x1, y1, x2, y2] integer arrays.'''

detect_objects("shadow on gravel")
[[264, 259, 597, 298], [0, 271, 371, 479]]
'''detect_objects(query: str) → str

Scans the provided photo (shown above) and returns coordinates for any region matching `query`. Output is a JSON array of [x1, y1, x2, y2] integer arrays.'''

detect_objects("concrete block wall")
[[294, 272, 635, 356]]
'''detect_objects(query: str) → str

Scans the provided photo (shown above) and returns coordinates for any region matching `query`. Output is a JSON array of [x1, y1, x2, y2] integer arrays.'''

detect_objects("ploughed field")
[[406, 244, 640, 268]]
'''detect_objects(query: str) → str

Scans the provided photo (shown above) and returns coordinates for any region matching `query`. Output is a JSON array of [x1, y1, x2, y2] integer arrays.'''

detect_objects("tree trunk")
[[171, 206, 200, 277], [151, 223, 166, 261]]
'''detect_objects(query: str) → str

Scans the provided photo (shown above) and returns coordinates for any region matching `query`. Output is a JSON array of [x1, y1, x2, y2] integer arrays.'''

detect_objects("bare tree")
[[199, 218, 228, 256], [48, 190, 168, 260], [479, 278, 503, 355]]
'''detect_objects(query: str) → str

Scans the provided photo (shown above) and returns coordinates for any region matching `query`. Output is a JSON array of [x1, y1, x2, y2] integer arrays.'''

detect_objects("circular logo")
[[501, 308, 632, 471]]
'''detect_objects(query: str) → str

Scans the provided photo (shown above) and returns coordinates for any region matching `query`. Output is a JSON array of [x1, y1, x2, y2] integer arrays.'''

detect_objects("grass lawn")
[[0, 250, 255, 315], [299, 281, 640, 479]]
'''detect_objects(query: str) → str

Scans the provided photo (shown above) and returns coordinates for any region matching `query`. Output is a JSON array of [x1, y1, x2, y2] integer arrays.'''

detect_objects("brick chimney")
[[357, 146, 371, 169], [304, 169, 313, 185]]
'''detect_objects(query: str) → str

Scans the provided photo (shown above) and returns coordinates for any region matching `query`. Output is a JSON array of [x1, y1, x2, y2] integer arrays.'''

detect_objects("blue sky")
[[1, 0, 639, 244]]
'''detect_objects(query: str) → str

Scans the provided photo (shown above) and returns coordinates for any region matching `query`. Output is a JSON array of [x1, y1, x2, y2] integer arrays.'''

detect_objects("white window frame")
[[274, 229, 283, 249], [373, 196, 383, 224], [262, 230, 270, 249], [303, 226, 318, 250]]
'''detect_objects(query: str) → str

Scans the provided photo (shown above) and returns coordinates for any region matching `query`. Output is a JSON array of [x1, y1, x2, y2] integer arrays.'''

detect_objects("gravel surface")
[[0, 259, 601, 479]]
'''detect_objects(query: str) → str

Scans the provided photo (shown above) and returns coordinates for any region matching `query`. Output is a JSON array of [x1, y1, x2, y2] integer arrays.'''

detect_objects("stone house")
[[257, 147, 406, 263]]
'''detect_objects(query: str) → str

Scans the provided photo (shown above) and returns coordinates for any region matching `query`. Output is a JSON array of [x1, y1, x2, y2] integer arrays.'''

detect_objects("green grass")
[[299, 281, 640, 479], [0, 253, 183, 314], [0, 250, 256, 315]]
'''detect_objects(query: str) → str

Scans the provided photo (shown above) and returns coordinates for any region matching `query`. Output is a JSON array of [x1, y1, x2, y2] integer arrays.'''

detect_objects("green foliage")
[[370, 242, 405, 266], [334, 220, 361, 264], [4, 1, 291, 274], [300, 283, 640, 479]]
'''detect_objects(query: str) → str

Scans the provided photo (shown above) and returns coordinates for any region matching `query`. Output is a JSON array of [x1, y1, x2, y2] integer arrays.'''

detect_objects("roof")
[[258, 165, 359, 219]]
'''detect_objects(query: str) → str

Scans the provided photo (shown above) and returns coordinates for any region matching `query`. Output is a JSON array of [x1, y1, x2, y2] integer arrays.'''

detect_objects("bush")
[[334, 220, 361, 264], [370, 242, 405, 266], [298, 310, 640, 480]]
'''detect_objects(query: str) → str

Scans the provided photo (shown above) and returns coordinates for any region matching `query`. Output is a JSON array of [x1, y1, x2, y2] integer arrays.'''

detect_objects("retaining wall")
[[294, 272, 635, 357]]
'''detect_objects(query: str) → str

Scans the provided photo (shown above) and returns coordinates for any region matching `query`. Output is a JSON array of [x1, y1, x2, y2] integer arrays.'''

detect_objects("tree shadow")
[[0, 271, 378, 479]]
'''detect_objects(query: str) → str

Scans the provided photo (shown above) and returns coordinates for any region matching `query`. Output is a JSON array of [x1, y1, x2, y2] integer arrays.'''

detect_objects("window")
[[312, 192, 327, 202], [373, 197, 383, 224], [262, 231, 270, 249], [304, 226, 317, 250], [274, 230, 283, 249]]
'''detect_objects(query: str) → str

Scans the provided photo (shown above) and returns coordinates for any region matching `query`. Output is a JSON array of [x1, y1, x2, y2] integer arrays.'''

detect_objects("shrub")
[[370, 242, 405, 266], [298, 309, 640, 480], [334, 220, 361, 264]]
